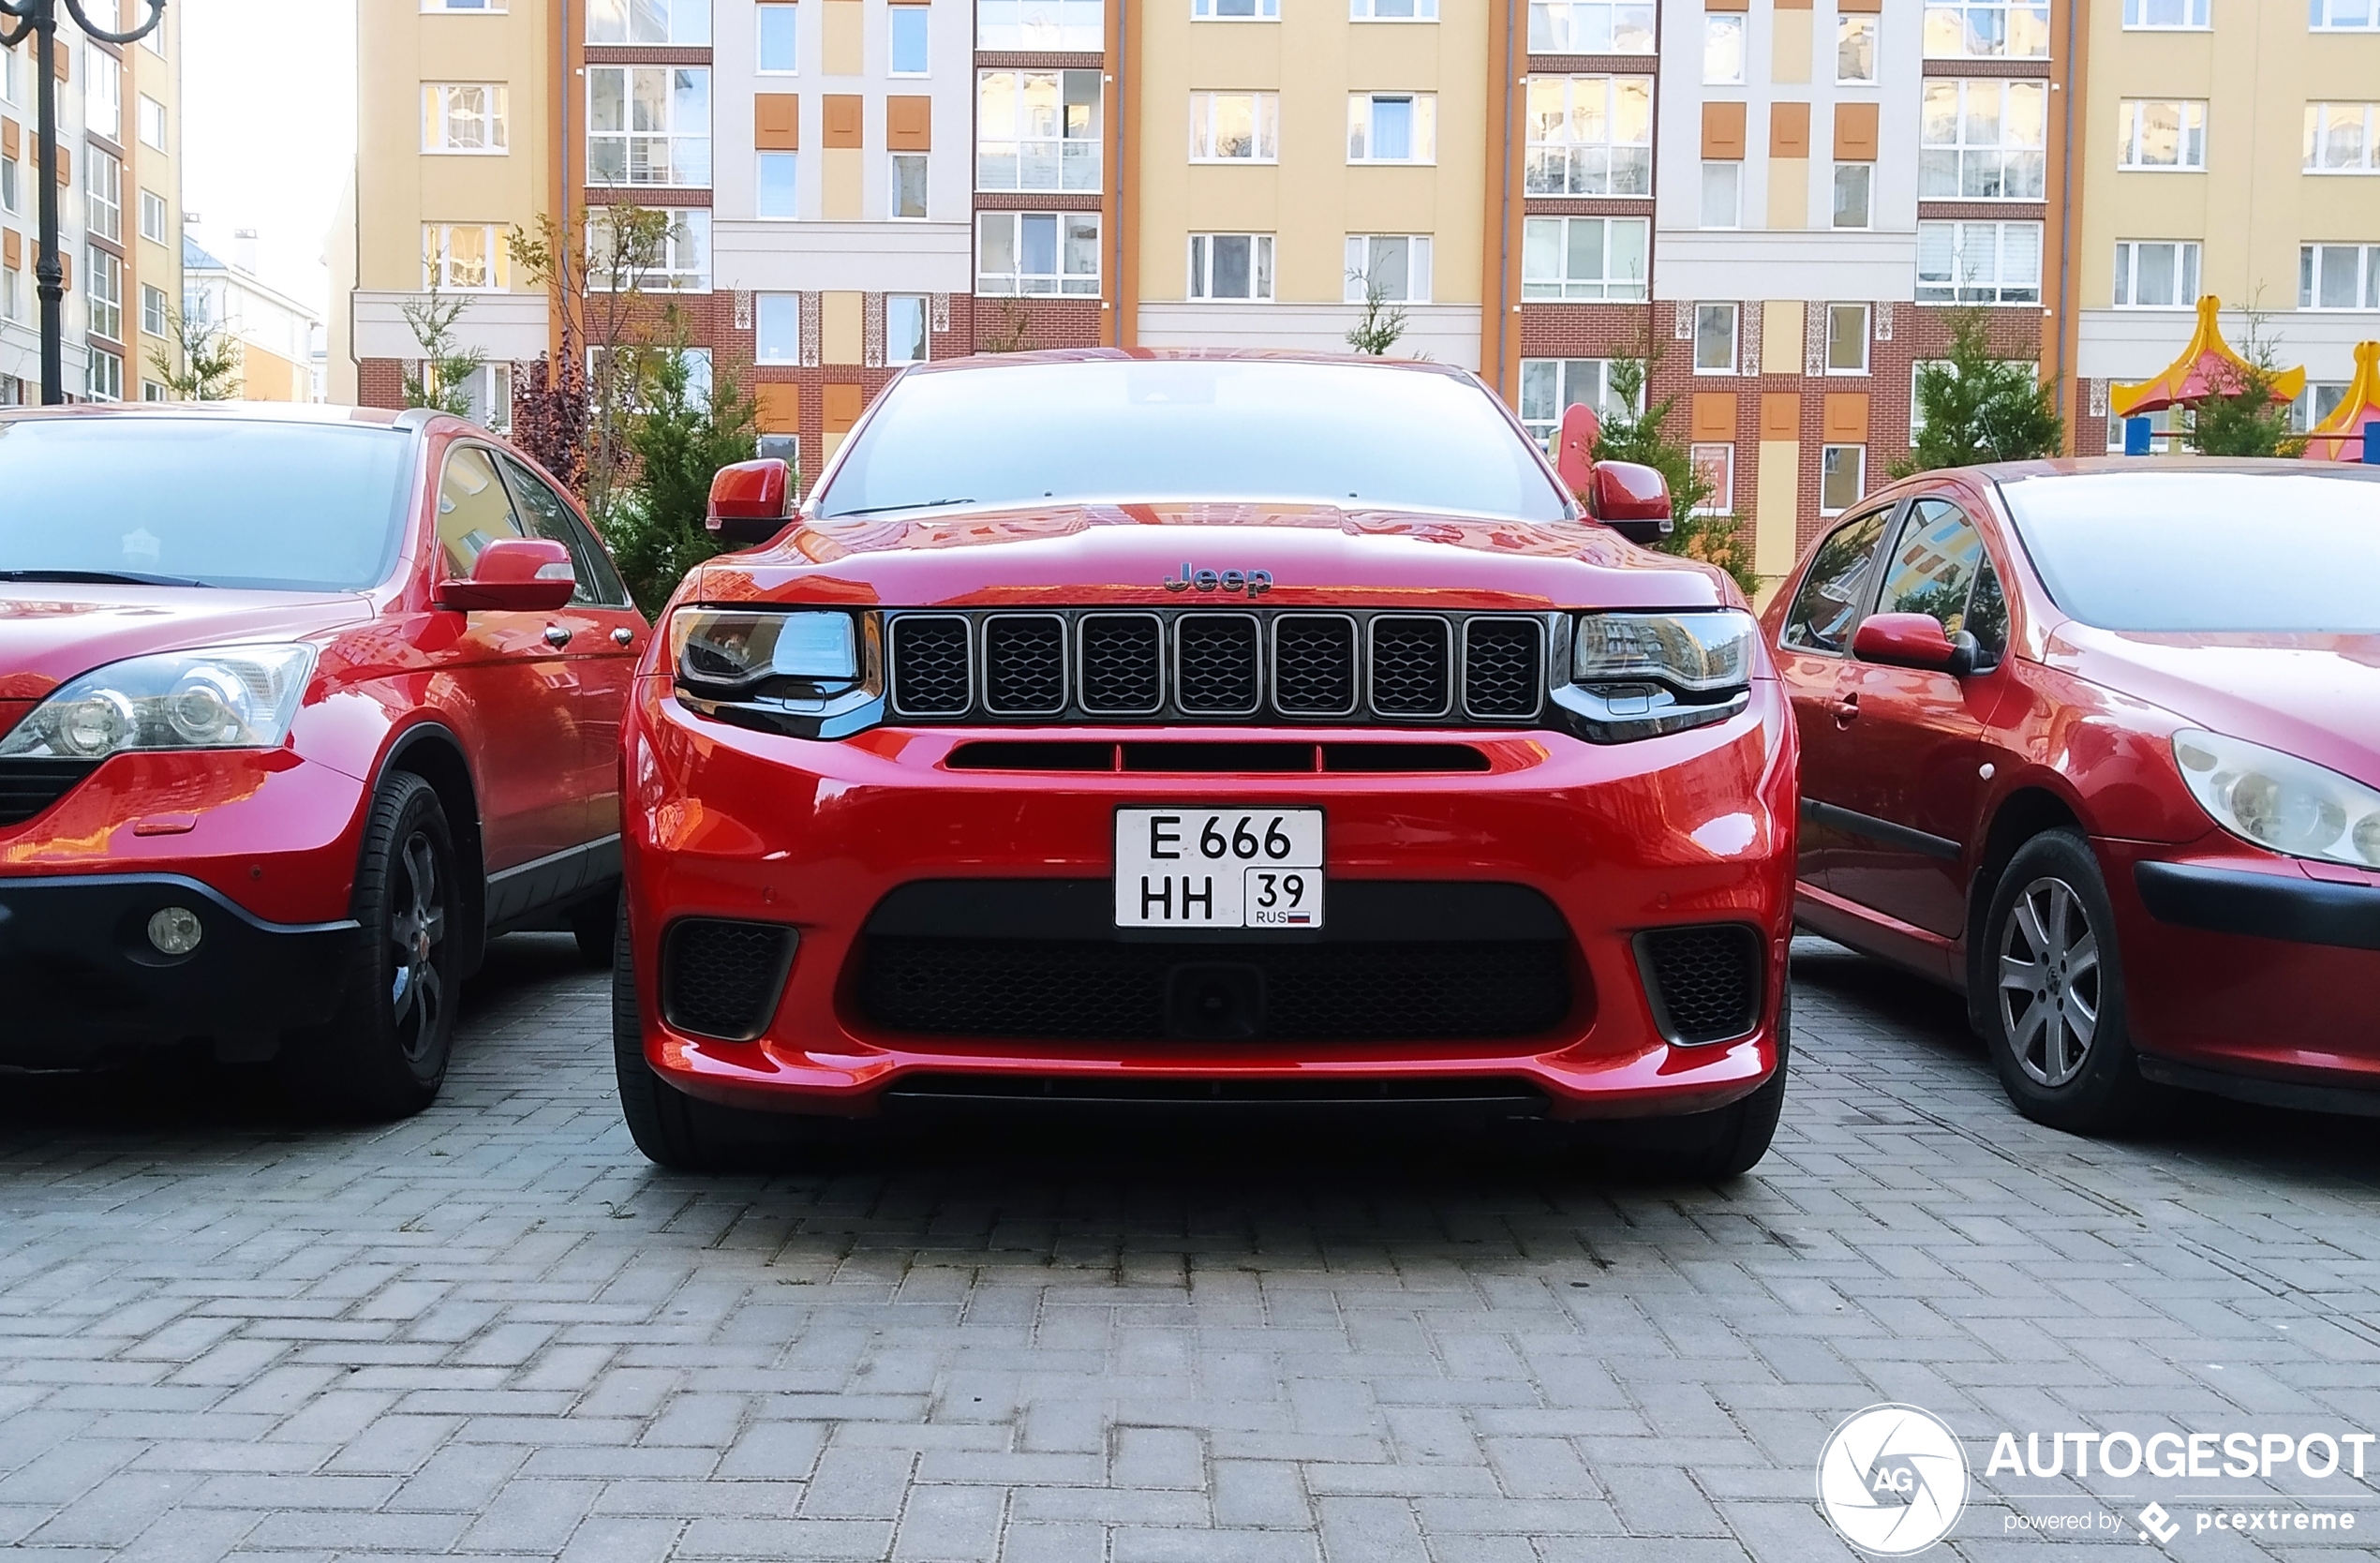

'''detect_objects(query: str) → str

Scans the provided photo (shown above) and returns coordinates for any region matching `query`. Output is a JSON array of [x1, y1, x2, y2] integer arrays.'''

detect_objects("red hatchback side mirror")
[[438, 537, 575, 613], [1585, 459, 1673, 545], [708, 458, 795, 547], [1852, 612, 1976, 676]]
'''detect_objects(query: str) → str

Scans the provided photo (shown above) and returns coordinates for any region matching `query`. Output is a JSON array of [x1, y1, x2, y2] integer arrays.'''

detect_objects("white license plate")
[[1113, 808, 1325, 930]]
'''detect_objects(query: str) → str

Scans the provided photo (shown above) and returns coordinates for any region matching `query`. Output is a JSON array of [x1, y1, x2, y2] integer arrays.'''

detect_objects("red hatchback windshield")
[[0, 418, 414, 592]]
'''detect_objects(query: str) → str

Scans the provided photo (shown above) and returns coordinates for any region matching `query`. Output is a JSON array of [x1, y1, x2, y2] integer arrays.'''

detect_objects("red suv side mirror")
[[438, 537, 575, 613], [708, 458, 795, 547], [1852, 612, 1976, 676], [1586, 459, 1673, 545]]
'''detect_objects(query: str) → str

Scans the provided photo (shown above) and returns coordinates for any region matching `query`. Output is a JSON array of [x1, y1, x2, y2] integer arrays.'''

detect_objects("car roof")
[[1965, 454, 2380, 486], [0, 401, 442, 433], [895, 347, 1477, 381]]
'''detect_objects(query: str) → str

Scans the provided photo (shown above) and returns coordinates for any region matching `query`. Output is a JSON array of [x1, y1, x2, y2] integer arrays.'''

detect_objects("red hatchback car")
[[616, 350, 1797, 1173], [1764, 458, 2380, 1133], [0, 405, 647, 1116]]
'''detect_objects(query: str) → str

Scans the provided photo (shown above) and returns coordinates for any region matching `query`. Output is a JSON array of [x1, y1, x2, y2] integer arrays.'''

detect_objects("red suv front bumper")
[[621, 676, 1797, 1118]]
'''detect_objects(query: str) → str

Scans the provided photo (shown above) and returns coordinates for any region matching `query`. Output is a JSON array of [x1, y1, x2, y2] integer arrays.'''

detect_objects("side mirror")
[[708, 458, 795, 547], [438, 537, 574, 613], [1852, 612, 1977, 676], [1552, 402, 1601, 498], [1586, 459, 1673, 545]]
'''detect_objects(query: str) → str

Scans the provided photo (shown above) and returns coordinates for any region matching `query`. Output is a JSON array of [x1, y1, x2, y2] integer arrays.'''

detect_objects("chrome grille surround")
[[980, 613, 1069, 717], [887, 613, 973, 717]]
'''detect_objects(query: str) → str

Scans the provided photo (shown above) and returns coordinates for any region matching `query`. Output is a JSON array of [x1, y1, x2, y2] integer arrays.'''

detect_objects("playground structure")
[[2109, 295, 2376, 463]]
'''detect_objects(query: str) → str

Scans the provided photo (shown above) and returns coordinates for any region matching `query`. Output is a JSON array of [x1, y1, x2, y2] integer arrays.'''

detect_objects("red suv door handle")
[[1829, 692, 1860, 725]]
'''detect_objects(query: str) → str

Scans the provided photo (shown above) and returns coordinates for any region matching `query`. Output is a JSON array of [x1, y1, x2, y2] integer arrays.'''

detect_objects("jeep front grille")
[[883, 609, 1552, 727]]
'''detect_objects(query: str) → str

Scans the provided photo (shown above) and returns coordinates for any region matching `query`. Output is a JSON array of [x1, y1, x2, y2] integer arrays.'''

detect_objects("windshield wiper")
[[0, 569, 215, 588], [823, 499, 976, 519]]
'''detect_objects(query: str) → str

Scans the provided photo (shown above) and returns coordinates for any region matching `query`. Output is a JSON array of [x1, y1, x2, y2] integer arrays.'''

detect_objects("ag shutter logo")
[[1817, 1404, 1971, 1556]]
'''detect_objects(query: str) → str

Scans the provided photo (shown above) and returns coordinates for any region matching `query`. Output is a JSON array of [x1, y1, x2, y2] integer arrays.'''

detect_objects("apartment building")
[[2073, 0, 2380, 451], [184, 232, 322, 402]]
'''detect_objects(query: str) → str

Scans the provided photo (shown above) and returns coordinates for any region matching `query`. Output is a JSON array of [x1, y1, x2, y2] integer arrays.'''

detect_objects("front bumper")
[[2100, 840, 2380, 1096], [621, 677, 1797, 1118], [0, 872, 359, 1064]]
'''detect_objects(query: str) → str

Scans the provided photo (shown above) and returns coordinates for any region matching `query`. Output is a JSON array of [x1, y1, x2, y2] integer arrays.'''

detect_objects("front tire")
[[1588, 984, 1788, 1180], [279, 772, 460, 1120], [1979, 829, 2151, 1135]]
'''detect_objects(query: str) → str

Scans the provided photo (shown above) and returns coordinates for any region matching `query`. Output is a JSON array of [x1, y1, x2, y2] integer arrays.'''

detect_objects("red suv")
[[1765, 458, 2380, 1132], [616, 350, 1796, 1174], [0, 405, 647, 1116]]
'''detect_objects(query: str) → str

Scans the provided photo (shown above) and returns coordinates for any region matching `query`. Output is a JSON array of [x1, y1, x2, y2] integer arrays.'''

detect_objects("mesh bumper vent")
[[661, 919, 798, 1042], [1635, 924, 1763, 1045]]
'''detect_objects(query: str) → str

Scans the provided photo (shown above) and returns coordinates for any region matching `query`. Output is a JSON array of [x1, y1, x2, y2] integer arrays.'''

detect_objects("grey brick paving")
[[5, 935, 2380, 1560]]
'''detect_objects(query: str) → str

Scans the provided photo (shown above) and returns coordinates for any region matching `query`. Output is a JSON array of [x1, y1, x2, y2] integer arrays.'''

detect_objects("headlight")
[[1574, 611, 1756, 692], [0, 644, 316, 760], [2172, 729, 2380, 870], [668, 608, 863, 693]]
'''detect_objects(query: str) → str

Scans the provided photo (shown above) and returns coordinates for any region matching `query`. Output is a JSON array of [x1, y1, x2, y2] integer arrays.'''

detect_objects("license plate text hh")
[[1113, 809, 1325, 930]]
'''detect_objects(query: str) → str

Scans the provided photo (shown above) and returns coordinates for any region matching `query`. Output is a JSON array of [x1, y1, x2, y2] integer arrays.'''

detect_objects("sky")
[[177, 0, 355, 319]]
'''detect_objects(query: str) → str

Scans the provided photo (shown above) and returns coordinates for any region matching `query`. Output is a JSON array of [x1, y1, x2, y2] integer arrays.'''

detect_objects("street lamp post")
[[0, 0, 166, 405]]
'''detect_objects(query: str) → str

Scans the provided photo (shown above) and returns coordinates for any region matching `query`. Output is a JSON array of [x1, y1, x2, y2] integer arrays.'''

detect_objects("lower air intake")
[[1635, 924, 1763, 1045], [0, 759, 99, 826], [661, 919, 798, 1042]]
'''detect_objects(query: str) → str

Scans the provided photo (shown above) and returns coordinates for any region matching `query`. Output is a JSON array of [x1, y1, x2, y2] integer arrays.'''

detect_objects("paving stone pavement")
[[4, 934, 2380, 1563]]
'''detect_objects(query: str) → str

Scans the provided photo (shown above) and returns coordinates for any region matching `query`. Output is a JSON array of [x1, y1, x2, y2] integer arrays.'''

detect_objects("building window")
[[1189, 92, 1280, 161], [141, 281, 167, 337], [976, 0, 1103, 49], [2119, 100, 2207, 171], [1345, 234, 1433, 302], [589, 206, 710, 291], [1347, 94, 1435, 163], [423, 222, 511, 290], [2311, 0, 2380, 28], [2292, 380, 2353, 432], [1, 266, 18, 323], [1, 40, 17, 106], [1, 153, 16, 216], [2305, 104, 2380, 172], [1922, 1, 2048, 58], [1921, 79, 2046, 198], [1196, 0, 1280, 15], [423, 82, 506, 154], [1519, 358, 1630, 447], [1694, 303, 1737, 374], [2300, 244, 2380, 309], [2113, 240, 2200, 307], [1521, 216, 1648, 300], [759, 3, 797, 71], [1917, 220, 2043, 303], [755, 292, 800, 363], [1351, 0, 1436, 16], [86, 346, 124, 402], [85, 51, 119, 141], [891, 152, 929, 218], [1821, 445, 1865, 514], [137, 93, 167, 150], [1700, 161, 1741, 229], [1833, 162, 1873, 228], [142, 379, 166, 401], [887, 294, 930, 363], [1825, 304, 1870, 374], [86, 245, 121, 342], [1703, 13, 1745, 83], [1837, 15, 1878, 82], [977, 70, 1101, 191], [2123, 0, 2208, 24], [890, 5, 930, 74], [588, 0, 709, 43], [757, 151, 797, 217], [1188, 233, 1274, 301], [588, 67, 711, 186], [1524, 76, 1651, 196], [140, 186, 167, 243], [1689, 443, 1733, 514], [424, 0, 509, 11], [1526, 1, 1653, 52], [84, 146, 120, 243], [976, 210, 1100, 294]]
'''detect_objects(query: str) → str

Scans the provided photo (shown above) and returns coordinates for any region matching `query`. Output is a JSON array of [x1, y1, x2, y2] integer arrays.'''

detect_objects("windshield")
[[1999, 470, 2380, 633], [0, 419, 413, 592], [813, 359, 1573, 523]]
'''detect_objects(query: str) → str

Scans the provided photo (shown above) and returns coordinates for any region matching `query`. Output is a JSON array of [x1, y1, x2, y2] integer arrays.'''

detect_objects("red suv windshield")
[[0, 418, 413, 591]]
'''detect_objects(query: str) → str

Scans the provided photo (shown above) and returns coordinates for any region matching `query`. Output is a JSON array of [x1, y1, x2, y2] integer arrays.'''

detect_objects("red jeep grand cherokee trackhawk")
[[0, 405, 647, 1116], [616, 351, 1796, 1172]]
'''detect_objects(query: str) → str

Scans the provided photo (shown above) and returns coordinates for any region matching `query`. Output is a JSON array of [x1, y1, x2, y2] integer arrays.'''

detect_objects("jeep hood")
[[693, 502, 1734, 613]]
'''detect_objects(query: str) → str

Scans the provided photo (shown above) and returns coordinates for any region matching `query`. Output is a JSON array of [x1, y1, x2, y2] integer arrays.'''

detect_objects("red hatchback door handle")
[[1830, 692, 1860, 725]]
